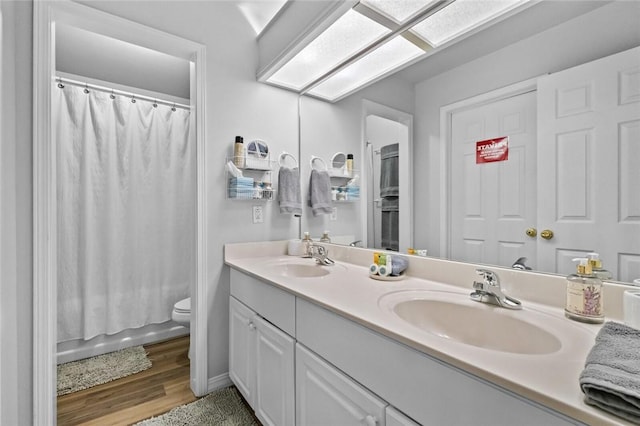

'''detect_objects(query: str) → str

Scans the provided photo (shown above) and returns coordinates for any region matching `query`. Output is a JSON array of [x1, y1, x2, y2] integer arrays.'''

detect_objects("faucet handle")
[[475, 269, 500, 287]]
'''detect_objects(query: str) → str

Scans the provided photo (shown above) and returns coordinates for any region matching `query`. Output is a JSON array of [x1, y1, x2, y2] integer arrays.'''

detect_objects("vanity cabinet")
[[296, 299, 580, 426], [229, 268, 582, 426], [386, 406, 420, 426], [296, 343, 386, 426], [229, 269, 296, 426]]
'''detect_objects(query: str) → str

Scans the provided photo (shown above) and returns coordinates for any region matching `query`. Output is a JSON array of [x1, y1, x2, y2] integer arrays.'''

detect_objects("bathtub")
[[57, 321, 189, 364]]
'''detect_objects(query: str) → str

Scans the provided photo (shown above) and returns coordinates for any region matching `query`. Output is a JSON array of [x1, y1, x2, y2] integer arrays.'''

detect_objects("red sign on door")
[[476, 137, 509, 164]]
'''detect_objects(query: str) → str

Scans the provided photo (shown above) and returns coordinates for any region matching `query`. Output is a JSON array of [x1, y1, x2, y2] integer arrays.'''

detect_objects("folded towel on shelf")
[[579, 321, 640, 423], [308, 169, 332, 216], [277, 166, 301, 216], [229, 177, 254, 187]]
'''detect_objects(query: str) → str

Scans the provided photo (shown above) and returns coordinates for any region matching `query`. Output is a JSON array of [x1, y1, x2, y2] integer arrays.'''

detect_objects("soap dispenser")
[[587, 252, 612, 281], [565, 258, 604, 324]]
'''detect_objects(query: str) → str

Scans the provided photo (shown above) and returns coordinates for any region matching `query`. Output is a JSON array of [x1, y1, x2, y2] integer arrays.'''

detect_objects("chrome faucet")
[[470, 269, 522, 310], [307, 243, 335, 265], [349, 240, 362, 247], [512, 257, 532, 270]]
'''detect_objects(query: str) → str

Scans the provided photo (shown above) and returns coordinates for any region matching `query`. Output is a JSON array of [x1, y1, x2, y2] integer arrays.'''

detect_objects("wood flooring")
[[57, 336, 197, 426]]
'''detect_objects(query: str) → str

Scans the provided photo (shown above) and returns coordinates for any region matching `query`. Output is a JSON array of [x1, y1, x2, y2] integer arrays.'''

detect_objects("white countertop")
[[224, 241, 633, 426]]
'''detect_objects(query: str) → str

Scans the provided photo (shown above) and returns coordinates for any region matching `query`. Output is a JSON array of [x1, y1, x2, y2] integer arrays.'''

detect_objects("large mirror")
[[299, 1, 640, 284]]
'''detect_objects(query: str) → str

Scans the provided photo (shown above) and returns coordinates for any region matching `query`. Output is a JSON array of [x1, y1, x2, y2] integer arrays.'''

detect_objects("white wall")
[[0, 1, 33, 424], [2, 1, 300, 423], [414, 1, 640, 257]]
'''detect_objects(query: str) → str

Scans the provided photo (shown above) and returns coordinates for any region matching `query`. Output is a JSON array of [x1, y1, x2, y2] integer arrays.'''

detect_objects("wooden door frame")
[[439, 78, 537, 258], [33, 2, 208, 423]]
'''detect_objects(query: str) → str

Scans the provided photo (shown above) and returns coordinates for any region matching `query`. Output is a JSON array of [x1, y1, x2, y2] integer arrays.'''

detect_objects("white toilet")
[[172, 297, 191, 328]]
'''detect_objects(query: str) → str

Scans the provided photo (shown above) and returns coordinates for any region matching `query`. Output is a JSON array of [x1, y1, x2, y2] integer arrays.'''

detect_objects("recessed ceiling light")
[[267, 9, 390, 91], [411, 0, 527, 47], [308, 36, 424, 101], [360, 0, 440, 24]]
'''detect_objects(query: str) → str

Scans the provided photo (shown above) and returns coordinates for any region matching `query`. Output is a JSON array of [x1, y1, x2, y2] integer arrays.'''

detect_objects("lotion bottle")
[[302, 232, 313, 257], [565, 258, 604, 324], [587, 252, 612, 281], [233, 136, 245, 168]]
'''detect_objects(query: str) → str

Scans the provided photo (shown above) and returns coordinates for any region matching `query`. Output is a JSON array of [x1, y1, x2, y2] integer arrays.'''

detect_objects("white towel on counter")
[[278, 166, 302, 216], [308, 169, 332, 216]]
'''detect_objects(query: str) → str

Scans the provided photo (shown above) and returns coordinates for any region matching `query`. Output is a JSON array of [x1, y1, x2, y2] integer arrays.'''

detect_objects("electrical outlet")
[[252, 205, 264, 224], [330, 207, 338, 221]]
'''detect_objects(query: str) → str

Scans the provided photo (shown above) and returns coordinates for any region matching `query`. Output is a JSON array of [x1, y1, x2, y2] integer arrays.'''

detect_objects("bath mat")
[[57, 345, 152, 396], [135, 386, 259, 426]]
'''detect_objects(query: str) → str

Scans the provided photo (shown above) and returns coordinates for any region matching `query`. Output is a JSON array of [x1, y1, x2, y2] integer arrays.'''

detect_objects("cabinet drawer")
[[296, 299, 578, 426], [230, 268, 295, 336]]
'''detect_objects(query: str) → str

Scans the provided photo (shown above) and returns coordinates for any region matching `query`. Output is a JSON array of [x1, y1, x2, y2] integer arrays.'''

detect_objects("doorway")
[[33, 2, 208, 423], [362, 100, 413, 252], [449, 90, 537, 268]]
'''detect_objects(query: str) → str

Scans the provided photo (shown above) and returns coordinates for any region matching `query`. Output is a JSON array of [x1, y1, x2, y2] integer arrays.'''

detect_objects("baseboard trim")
[[207, 372, 232, 393]]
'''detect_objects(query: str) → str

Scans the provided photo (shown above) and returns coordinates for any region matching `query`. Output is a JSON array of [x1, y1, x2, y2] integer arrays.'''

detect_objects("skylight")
[[263, 0, 532, 102]]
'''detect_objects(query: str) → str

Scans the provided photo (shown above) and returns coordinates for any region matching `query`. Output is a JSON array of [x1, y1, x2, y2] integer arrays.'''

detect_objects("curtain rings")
[[131, 95, 137, 104], [171, 104, 177, 112], [153, 100, 158, 108], [57, 78, 65, 89], [110, 90, 116, 100], [83, 84, 90, 94]]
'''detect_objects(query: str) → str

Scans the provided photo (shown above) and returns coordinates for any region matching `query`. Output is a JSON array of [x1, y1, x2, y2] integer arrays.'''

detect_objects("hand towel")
[[579, 321, 640, 423], [277, 166, 301, 216], [308, 169, 332, 216]]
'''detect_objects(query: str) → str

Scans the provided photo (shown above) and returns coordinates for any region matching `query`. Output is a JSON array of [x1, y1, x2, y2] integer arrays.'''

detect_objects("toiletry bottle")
[[320, 231, 331, 243], [565, 258, 604, 324], [587, 252, 612, 281], [302, 232, 313, 257], [233, 136, 245, 168], [346, 154, 354, 175]]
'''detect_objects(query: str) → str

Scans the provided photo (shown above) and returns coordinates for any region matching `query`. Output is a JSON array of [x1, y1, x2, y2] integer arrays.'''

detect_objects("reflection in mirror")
[[297, 1, 640, 284]]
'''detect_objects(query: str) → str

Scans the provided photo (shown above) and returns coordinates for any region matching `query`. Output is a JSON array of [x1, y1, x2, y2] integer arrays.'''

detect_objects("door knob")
[[540, 229, 554, 240], [525, 228, 537, 238]]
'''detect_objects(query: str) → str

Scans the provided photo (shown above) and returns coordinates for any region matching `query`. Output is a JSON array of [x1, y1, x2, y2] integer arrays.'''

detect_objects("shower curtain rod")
[[56, 76, 191, 111]]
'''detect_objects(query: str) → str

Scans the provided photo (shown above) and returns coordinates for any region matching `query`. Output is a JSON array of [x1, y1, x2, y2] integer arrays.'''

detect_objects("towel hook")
[[279, 152, 298, 168], [310, 156, 328, 171]]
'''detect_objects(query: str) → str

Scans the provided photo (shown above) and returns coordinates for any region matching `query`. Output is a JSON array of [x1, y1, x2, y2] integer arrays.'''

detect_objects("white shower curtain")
[[56, 84, 194, 342]]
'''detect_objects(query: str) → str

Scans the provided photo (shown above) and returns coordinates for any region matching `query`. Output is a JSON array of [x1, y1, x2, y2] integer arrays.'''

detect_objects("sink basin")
[[259, 258, 346, 278], [381, 291, 562, 355], [271, 263, 330, 278]]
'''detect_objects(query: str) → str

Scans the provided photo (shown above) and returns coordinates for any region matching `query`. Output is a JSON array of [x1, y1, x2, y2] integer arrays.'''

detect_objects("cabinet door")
[[229, 297, 256, 406], [296, 343, 386, 426], [386, 406, 419, 426], [255, 316, 295, 426]]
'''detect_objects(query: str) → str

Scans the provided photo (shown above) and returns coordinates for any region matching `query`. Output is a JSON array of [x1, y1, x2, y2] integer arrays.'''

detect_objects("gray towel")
[[579, 321, 640, 423], [277, 167, 301, 216], [380, 143, 399, 198], [308, 169, 332, 216]]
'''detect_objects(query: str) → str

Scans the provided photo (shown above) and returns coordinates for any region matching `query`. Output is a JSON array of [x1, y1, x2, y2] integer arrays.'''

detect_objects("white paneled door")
[[538, 46, 640, 280], [450, 47, 640, 281], [450, 91, 537, 269]]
